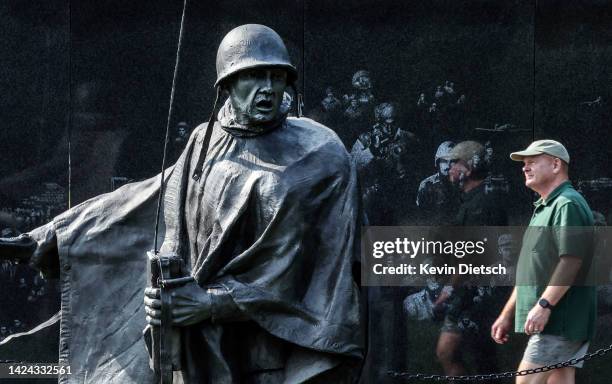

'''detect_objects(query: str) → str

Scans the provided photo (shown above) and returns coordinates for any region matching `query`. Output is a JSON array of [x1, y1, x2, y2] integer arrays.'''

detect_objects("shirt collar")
[[533, 180, 571, 207]]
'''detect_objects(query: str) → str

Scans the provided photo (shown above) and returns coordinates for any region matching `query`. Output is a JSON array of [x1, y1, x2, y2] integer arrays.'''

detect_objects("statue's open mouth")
[[255, 99, 273, 111]]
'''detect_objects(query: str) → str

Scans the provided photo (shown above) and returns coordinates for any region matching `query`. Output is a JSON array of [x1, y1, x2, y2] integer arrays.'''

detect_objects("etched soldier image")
[[492, 233, 518, 286], [174, 121, 190, 146], [344, 69, 375, 107], [321, 86, 342, 113], [344, 97, 364, 119], [351, 102, 416, 224], [169, 121, 191, 163], [369, 102, 415, 167], [336, 69, 376, 148], [416, 140, 461, 221], [0, 24, 363, 383], [417, 92, 426, 106]]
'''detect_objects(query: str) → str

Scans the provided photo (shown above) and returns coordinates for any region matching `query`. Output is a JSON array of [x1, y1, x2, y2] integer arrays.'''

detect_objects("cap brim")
[[509, 149, 542, 161]]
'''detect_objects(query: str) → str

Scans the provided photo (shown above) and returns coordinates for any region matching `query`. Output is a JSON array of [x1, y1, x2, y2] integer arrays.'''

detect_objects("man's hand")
[[491, 314, 513, 344], [144, 281, 212, 327], [524, 304, 551, 335]]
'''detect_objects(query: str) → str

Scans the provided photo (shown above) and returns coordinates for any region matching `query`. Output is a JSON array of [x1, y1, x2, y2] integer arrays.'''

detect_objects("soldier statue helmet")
[[215, 24, 297, 87]]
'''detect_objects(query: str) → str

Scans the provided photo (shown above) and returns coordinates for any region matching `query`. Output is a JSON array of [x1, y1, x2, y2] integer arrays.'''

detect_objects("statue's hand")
[[144, 282, 212, 327]]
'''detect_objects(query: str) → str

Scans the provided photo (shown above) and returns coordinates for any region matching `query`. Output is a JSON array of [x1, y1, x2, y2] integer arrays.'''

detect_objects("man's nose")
[[522, 165, 529, 172]]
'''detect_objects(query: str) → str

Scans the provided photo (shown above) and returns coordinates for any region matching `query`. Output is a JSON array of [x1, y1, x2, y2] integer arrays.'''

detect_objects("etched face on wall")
[[438, 158, 451, 176], [448, 160, 470, 185], [226, 67, 288, 126]]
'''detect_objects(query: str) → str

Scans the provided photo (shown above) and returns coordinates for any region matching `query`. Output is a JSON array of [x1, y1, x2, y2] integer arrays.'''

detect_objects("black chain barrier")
[[388, 343, 612, 382], [1, 344, 611, 380]]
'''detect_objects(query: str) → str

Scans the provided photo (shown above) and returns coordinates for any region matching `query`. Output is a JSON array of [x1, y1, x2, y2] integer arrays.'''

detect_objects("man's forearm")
[[500, 287, 517, 318], [540, 255, 582, 305]]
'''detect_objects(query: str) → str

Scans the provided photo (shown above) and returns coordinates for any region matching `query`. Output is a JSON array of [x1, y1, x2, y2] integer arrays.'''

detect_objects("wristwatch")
[[538, 298, 554, 310]]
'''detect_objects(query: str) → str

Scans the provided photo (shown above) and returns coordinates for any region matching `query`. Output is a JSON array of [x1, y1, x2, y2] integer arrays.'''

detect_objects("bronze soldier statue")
[[0, 24, 363, 384]]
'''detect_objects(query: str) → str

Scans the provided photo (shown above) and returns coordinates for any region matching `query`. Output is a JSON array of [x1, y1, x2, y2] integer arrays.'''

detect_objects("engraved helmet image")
[[445, 140, 488, 172], [352, 69, 372, 90], [215, 24, 298, 87], [434, 140, 455, 167], [374, 102, 395, 123]]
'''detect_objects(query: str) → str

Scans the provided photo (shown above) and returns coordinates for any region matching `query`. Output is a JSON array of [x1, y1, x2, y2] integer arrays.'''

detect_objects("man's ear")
[[552, 158, 562, 174]]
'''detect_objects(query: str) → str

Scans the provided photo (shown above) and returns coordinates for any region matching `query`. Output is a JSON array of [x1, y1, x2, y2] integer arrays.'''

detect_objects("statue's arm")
[[206, 285, 249, 323], [0, 233, 37, 261], [0, 222, 60, 278]]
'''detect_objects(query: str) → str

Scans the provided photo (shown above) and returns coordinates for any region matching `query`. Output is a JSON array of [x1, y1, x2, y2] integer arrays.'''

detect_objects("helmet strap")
[[289, 83, 303, 118], [192, 86, 221, 181]]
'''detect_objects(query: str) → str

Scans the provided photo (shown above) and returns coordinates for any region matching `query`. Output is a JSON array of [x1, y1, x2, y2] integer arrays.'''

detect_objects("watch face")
[[539, 299, 551, 308]]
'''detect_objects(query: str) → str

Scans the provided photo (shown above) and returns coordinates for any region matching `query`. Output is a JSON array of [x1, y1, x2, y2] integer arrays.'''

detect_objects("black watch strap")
[[538, 298, 554, 309]]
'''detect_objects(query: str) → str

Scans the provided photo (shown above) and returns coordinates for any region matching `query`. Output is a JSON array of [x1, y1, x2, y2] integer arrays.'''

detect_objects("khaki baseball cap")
[[509, 139, 570, 164]]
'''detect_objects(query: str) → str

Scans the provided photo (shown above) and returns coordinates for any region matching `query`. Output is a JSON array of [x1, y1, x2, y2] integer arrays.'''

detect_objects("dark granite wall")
[[0, 1, 610, 382]]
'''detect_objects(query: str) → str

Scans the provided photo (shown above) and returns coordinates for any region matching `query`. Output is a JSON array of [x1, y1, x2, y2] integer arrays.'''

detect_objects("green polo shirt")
[[515, 181, 596, 341]]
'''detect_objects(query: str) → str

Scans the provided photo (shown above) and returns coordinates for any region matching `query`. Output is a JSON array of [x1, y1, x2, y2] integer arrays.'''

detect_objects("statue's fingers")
[[144, 287, 160, 299], [145, 315, 161, 326], [145, 306, 161, 319], [144, 297, 161, 309], [173, 315, 189, 325], [172, 307, 195, 317]]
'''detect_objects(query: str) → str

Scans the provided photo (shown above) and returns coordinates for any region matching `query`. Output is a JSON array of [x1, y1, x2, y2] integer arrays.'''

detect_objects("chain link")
[[388, 344, 612, 382]]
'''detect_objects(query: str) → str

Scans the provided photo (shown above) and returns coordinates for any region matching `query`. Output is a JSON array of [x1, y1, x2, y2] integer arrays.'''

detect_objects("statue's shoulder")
[[286, 117, 345, 152], [285, 117, 351, 178], [422, 173, 440, 185], [191, 122, 210, 141]]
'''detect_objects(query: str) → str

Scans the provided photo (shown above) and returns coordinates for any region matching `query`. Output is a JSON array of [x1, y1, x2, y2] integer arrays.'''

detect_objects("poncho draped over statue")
[[27, 102, 363, 383]]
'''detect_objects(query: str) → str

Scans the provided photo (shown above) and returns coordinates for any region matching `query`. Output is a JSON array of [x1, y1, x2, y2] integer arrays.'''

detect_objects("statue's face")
[[227, 67, 287, 125]]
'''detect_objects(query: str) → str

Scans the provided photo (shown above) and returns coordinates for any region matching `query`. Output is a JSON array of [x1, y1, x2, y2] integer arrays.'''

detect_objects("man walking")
[[491, 139, 596, 384]]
